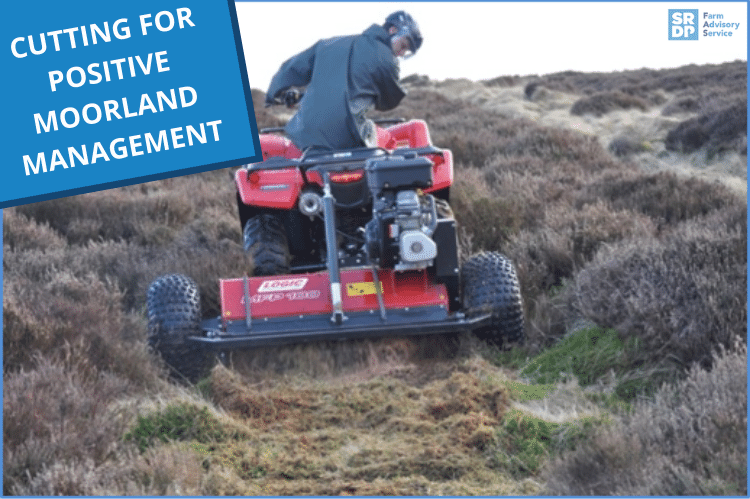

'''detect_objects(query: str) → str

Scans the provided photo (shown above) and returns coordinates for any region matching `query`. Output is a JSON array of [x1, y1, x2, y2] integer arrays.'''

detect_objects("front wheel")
[[147, 274, 213, 382], [461, 252, 525, 346]]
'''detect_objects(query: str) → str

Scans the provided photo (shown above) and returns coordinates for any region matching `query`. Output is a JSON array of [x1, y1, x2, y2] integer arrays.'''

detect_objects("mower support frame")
[[193, 306, 492, 350]]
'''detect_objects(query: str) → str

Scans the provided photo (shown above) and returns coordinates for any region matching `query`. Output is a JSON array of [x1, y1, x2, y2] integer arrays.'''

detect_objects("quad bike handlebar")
[[243, 145, 445, 174]]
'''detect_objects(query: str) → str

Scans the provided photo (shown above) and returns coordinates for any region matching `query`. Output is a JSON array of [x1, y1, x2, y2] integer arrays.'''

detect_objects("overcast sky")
[[235, 2, 747, 92]]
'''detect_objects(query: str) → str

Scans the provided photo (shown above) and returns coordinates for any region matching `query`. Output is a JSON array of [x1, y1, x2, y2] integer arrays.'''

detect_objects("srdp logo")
[[669, 9, 699, 40]]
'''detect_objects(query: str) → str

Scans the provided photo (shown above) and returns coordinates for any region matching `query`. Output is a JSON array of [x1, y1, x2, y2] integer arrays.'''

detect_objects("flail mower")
[[147, 115, 524, 381]]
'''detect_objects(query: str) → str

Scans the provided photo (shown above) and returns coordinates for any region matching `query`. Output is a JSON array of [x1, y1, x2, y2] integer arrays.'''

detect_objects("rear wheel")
[[461, 252, 525, 346], [243, 213, 291, 276], [147, 274, 213, 382]]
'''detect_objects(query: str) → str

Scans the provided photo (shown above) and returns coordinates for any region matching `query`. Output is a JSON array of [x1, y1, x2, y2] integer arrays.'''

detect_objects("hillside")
[[428, 73, 747, 195], [3, 61, 747, 495]]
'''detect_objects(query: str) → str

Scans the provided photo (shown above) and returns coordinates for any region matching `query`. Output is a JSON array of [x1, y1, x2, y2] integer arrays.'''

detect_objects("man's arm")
[[372, 53, 406, 111], [265, 42, 318, 106]]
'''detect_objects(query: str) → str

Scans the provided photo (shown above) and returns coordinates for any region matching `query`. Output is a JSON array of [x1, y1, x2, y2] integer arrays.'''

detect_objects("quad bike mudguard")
[[235, 120, 453, 212]]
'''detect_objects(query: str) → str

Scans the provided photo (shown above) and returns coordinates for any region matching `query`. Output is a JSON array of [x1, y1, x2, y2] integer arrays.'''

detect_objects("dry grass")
[[191, 357, 527, 496], [3, 61, 746, 495], [571, 91, 651, 117]]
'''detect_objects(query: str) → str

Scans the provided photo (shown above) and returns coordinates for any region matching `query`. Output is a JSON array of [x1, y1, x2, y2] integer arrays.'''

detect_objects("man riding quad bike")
[[146, 13, 524, 382], [264, 10, 423, 152]]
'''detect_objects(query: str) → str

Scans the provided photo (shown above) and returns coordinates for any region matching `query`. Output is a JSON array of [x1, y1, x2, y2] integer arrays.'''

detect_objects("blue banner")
[[1, 0, 261, 208]]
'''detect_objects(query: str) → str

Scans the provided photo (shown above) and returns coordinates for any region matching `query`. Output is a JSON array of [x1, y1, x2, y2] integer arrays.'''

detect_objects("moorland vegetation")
[[4, 61, 746, 495]]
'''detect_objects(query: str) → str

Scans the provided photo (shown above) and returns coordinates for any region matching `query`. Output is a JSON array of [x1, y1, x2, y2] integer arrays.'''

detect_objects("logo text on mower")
[[258, 278, 309, 293]]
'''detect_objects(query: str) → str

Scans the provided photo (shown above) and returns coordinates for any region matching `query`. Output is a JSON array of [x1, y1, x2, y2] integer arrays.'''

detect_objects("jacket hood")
[[362, 24, 393, 47]]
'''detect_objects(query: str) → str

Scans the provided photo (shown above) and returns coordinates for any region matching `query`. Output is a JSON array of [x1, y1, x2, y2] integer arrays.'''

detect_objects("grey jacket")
[[265, 24, 406, 151]]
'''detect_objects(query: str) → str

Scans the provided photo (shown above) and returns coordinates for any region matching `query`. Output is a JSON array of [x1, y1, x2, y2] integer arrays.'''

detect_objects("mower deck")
[[188, 268, 490, 349], [192, 306, 492, 349]]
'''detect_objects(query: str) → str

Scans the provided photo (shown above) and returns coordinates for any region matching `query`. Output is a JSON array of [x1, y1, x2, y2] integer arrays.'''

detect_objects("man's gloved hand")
[[265, 89, 301, 108], [284, 89, 301, 108]]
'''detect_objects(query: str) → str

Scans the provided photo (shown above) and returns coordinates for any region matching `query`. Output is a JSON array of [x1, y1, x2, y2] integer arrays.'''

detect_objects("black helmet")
[[384, 11, 422, 56]]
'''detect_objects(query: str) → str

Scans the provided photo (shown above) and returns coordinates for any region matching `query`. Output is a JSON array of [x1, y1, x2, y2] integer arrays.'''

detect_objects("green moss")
[[520, 327, 626, 387], [493, 409, 558, 476], [493, 409, 608, 477], [505, 380, 556, 401], [518, 328, 664, 402], [124, 403, 235, 452], [615, 375, 657, 401], [488, 347, 530, 371], [195, 377, 213, 400], [584, 390, 633, 414]]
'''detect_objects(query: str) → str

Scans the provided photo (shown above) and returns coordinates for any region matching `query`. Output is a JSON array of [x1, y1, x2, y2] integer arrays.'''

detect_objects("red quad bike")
[[147, 115, 525, 381]]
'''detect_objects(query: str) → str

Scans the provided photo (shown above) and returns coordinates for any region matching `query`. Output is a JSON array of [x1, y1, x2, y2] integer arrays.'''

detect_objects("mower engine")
[[363, 153, 438, 271], [365, 190, 438, 271]]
